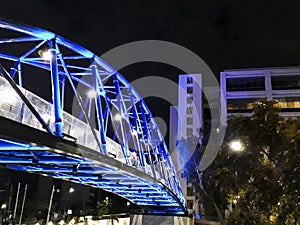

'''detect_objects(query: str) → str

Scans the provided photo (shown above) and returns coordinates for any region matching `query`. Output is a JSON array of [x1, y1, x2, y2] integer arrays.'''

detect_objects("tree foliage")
[[186, 100, 300, 224], [97, 199, 119, 224]]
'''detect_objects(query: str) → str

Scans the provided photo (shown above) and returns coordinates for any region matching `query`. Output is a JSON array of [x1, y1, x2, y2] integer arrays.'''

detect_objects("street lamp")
[[68, 187, 75, 193], [229, 140, 245, 152], [1, 203, 7, 222]]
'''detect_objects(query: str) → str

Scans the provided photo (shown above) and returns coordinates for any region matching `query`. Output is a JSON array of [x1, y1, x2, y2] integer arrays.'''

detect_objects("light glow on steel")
[[0, 17, 186, 215]]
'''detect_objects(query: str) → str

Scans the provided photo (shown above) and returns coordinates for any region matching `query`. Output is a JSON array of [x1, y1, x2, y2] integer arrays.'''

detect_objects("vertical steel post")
[[13, 182, 20, 219], [18, 184, 27, 225], [17, 63, 22, 87], [91, 63, 107, 154], [49, 39, 63, 137], [7, 185, 13, 218], [139, 101, 149, 139], [129, 89, 146, 168], [46, 185, 55, 225], [113, 74, 130, 162]]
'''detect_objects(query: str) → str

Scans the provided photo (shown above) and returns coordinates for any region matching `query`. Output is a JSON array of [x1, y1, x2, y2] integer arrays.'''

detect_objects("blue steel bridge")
[[0, 18, 186, 215]]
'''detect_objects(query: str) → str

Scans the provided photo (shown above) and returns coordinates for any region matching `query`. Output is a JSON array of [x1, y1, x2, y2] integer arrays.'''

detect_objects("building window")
[[187, 187, 194, 196], [187, 106, 193, 114], [187, 200, 194, 210], [274, 97, 300, 110], [187, 128, 193, 136], [187, 117, 193, 125], [187, 87, 193, 94], [226, 77, 265, 91], [187, 97, 193, 104], [187, 76, 193, 84], [271, 75, 300, 90], [227, 98, 265, 113]]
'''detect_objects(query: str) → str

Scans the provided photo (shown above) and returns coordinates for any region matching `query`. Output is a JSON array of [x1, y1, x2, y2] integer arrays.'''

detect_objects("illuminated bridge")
[[0, 18, 186, 215]]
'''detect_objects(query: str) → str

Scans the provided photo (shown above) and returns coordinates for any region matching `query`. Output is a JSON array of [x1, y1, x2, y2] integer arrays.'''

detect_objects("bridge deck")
[[0, 116, 184, 214]]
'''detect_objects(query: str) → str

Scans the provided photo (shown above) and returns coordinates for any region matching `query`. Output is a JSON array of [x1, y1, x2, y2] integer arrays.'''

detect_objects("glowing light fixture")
[[38, 49, 52, 61], [87, 89, 97, 98], [114, 113, 122, 121], [229, 140, 244, 152]]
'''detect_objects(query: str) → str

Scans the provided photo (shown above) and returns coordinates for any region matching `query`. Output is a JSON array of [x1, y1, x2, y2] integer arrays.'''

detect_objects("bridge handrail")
[[0, 75, 160, 177]]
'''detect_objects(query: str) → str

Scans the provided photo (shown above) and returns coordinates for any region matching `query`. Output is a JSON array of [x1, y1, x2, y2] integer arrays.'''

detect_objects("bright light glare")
[[40, 50, 53, 60], [229, 140, 244, 152], [131, 129, 138, 136], [87, 219, 93, 225], [1, 203, 6, 209], [1, 89, 19, 104], [48, 222, 53, 225], [42, 114, 54, 123], [69, 187, 75, 193], [114, 113, 122, 121], [87, 89, 97, 98]]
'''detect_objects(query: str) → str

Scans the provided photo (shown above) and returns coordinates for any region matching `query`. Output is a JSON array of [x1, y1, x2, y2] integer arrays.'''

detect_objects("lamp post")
[[46, 185, 55, 225], [1, 203, 7, 222], [228, 139, 246, 212]]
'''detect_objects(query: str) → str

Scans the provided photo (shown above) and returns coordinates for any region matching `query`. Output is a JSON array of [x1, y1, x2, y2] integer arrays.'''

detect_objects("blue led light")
[[0, 18, 187, 214]]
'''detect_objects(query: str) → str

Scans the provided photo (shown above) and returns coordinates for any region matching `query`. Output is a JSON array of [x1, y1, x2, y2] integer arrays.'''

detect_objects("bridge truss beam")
[[0, 17, 186, 215]]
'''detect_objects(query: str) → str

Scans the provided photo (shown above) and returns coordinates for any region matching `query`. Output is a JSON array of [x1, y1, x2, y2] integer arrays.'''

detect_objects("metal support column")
[[91, 63, 107, 154], [129, 89, 146, 168], [49, 39, 63, 137], [113, 74, 130, 162]]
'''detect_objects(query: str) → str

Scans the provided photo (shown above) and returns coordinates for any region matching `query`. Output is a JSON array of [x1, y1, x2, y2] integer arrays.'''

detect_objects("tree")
[[97, 199, 119, 225], [186, 100, 300, 224]]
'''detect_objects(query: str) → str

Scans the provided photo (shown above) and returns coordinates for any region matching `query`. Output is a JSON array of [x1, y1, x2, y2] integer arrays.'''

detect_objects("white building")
[[169, 66, 300, 219], [169, 74, 202, 217], [220, 67, 300, 124]]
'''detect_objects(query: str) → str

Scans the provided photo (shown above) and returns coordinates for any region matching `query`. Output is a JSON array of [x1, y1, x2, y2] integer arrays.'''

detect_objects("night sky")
[[1, 0, 300, 134], [1, 0, 300, 71]]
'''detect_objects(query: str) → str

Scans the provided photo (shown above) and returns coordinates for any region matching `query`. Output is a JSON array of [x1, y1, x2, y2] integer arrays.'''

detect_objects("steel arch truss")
[[0, 18, 186, 214]]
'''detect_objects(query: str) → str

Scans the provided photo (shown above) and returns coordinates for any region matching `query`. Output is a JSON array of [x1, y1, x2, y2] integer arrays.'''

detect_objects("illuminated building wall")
[[220, 67, 300, 124], [177, 74, 203, 138], [169, 74, 202, 217]]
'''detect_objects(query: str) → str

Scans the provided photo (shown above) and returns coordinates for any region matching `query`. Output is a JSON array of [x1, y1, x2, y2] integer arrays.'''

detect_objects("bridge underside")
[[0, 116, 185, 215]]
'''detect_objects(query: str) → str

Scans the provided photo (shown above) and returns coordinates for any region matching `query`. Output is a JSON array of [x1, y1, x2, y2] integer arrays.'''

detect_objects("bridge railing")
[[0, 76, 160, 178]]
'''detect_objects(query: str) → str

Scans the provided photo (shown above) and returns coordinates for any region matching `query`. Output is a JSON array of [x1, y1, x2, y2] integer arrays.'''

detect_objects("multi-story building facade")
[[177, 74, 203, 139], [220, 67, 300, 124], [169, 67, 300, 220], [169, 74, 202, 218]]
